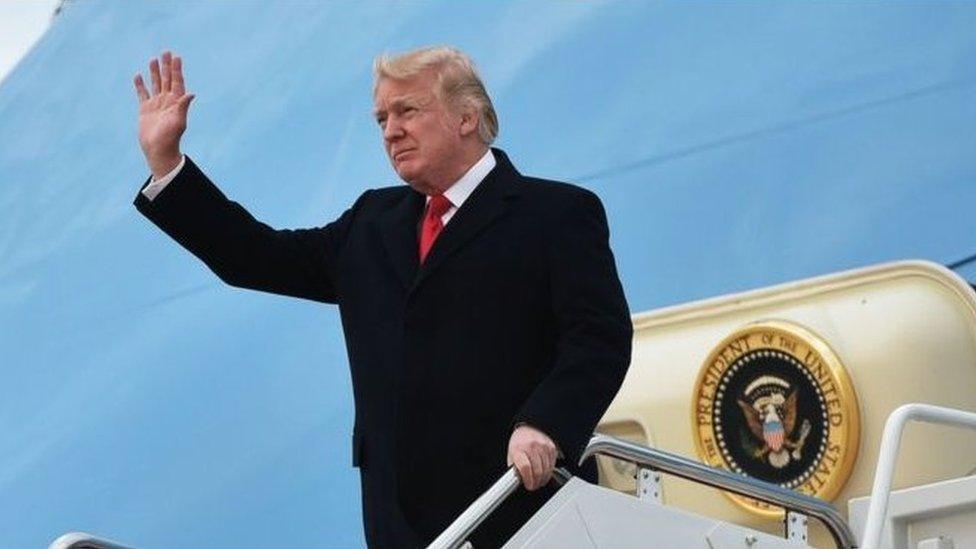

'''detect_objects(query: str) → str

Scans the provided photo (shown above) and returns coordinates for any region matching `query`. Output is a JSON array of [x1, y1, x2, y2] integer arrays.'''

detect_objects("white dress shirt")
[[141, 155, 186, 201], [429, 148, 495, 225], [140, 149, 497, 229]]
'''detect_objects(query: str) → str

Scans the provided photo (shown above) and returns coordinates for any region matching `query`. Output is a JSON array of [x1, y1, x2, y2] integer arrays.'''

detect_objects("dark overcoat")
[[134, 149, 632, 547]]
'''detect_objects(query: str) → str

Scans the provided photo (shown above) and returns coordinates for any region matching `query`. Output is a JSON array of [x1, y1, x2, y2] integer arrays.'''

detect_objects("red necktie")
[[419, 194, 452, 263]]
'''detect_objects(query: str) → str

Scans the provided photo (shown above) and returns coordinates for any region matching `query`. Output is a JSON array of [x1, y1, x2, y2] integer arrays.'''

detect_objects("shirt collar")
[[429, 148, 496, 209]]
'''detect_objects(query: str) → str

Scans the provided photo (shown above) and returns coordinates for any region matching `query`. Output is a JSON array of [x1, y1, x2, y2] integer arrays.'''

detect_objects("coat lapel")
[[378, 188, 425, 291], [412, 149, 522, 292]]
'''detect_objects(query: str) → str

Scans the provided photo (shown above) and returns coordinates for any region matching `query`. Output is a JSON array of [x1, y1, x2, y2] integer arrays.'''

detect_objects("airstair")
[[50, 403, 976, 549]]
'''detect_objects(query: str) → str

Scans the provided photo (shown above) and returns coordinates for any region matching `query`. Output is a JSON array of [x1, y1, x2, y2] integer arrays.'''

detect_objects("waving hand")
[[133, 51, 195, 178]]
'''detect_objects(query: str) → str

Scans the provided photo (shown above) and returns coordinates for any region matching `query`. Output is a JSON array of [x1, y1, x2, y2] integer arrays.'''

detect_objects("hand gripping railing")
[[859, 403, 976, 549], [429, 433, 857, 549], [49, 532, 137, 549]]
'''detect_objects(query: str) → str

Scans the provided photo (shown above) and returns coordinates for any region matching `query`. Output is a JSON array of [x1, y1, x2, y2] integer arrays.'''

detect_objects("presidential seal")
[[691, 320, 860, 516]]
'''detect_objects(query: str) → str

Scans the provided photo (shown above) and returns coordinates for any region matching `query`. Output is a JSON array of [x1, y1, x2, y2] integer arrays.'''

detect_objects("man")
[[132, 46, 631, 547]]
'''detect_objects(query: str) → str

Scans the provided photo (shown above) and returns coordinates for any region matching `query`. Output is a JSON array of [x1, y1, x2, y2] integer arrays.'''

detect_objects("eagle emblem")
[[692, 321, 861, 516], [736, 375, 812, 469]]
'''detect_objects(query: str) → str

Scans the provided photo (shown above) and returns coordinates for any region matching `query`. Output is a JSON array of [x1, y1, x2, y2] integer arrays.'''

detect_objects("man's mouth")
[[393, 149, 415, 162]]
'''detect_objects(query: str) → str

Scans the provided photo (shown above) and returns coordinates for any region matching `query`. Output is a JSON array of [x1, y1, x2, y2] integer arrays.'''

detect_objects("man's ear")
[[458, 107, 479, 137]]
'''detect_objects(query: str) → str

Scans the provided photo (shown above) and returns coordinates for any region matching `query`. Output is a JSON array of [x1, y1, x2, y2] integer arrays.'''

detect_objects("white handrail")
[[860, 403, 976, 549], [582, 434, 855, 548], [427, 468, 522, 549]]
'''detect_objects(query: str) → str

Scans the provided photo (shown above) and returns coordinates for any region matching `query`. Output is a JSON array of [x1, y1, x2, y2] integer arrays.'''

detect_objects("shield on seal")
[[763, 420, 784, 451]]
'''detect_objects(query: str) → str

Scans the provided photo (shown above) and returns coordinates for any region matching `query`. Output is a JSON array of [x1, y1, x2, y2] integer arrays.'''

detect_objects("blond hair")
[[374, 46, 499, 144]]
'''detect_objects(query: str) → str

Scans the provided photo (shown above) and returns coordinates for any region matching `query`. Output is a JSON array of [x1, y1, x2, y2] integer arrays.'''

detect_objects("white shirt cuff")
[[141, 155, 186, 201]]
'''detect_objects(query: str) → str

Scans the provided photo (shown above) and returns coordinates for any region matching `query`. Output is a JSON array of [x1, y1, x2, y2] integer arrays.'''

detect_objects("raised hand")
[[133, 51, 195, 178]]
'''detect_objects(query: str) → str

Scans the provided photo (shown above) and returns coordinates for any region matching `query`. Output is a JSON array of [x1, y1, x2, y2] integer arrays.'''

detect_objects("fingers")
[[534, 445, 556, 488], [161, 51, 172, 93], [140, 52, 191, 104], [539, 448, 555, 487], [149, 58, 161, 95], [507, 424, 559, 491], [528, 451, 544, 490], [512, 452, 535, 490], [133, 74, 149, 102], [510, 449, 555, 491], [172, 55, 185, 96]]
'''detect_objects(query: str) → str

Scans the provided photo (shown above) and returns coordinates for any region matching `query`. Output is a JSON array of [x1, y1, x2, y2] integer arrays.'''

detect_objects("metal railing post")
[[859, 403, 976, 549], [785, 511, 809, 544], [637, 467, 662, 504]]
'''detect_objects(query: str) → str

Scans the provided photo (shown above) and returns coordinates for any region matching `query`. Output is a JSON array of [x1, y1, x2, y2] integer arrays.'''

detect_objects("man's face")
[[373, 71, 464, 194]]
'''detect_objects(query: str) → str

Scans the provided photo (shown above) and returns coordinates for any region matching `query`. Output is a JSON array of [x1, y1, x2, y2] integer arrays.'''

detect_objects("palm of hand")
[[139, 91, 188, 155]]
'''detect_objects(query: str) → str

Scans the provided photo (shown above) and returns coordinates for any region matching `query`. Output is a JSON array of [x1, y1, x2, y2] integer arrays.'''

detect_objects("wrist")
[[147, 149, 182, 179]]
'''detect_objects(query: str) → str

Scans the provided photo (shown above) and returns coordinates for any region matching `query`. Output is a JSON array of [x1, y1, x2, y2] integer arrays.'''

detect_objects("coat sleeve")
[[133, 156, 362, 304], [513, 188, 633, 466]]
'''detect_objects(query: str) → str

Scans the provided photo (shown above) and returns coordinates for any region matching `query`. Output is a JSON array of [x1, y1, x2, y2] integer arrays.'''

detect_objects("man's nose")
[[383, 116, 404, 141]]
